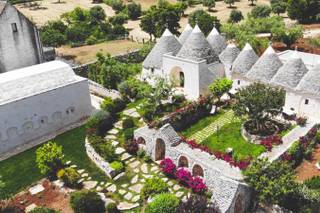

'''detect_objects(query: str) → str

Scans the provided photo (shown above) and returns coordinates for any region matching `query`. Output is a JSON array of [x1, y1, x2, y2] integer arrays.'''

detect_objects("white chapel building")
[[142, 24, 320, 120], [0, 61, 92, 157]]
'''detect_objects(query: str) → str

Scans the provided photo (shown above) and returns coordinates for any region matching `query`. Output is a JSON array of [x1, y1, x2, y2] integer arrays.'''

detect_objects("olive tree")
[[209, 78, 233, 102]]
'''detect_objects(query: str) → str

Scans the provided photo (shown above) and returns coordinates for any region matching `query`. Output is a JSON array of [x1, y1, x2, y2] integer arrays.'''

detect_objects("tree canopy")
[[250, 5, 272, 18], [271, 0, 287, 15], [188, 9, 221, 35], [202, 0, 215, 11], [228, 9, 244, 23], [209, 78, 233, 101], [287, 0, 320, 24]]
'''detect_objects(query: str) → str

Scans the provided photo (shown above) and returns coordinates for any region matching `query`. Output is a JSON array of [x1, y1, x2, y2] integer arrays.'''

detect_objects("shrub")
[[127, 2, 142, 20], [315, 132, 320, 143], [228, 9, 244, 23], [296, 116, 307, 126], [36, 142, 65, 177], [122, 117, 135, 129], [106, 203, 119, 213], [110, 161, 124, 172], [143, 154, 152, 162], [123, 128, 134, 141], [70, 190, 105, 213], [137, 149, 146, 158], [29, 207, 57, 213], [172, 94, 186, 105], [176, 168, 193, 186], [145, 193, 179, 213], [124, 139, 139, 155], [160, 158, 176, 177], [57, 167, 81, 188], [93, 142, 118, 162], [86, 110, 115, 136], [86, 35, 98, 45], [113, 98, 127, 112], [141, 177, 169, 199], [287, 141, 304, 166], [304, 176, 320, 190], [250, 5, 272, 18], [100, 97, 116, 113]]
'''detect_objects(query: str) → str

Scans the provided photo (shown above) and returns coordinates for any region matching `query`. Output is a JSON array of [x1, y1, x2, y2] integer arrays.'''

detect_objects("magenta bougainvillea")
[[189, 176, 207, 194], [160, 158, 176, 177], [176, 168, 193, 186], [260, 135, 283, 152]]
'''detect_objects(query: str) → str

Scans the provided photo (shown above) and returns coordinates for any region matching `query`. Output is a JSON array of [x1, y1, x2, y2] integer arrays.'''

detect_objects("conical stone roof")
[[219, 43, 240, 65], [270, 50, 308, 90], [178, 23, 193, 45], [231, 43, 259, 75], [176, 25, 218, 63], [245, 46, 283, 83], [207, 27, 227, 55], [143, 29, 182, 69], [296, 63, 320, 96]]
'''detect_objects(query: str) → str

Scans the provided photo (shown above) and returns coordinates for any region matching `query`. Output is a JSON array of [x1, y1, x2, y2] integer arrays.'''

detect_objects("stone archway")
[[178, 156, 189, 168], [170, 66, 185, 88], [234, 194, 244, 213], [192, 164, 204, 177], [155, 138, 166, 161]]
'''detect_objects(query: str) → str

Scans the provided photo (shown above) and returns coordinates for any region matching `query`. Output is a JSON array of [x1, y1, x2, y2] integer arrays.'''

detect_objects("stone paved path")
[[189, 110, 236, 142], [260, 119, 317, 162]]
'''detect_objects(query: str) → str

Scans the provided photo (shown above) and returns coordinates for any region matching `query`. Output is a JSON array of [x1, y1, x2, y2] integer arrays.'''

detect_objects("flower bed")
[[260, 135, 283, 151], [160, 158, 207, 194], [181, 137, 252, 170]]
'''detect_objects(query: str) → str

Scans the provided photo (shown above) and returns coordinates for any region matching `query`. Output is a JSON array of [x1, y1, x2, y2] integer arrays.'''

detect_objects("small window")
[[237, 80, 240, 85], [70, 108, 75, 113], [305, 99, 309, 105], [40, 119, 44, 123], [66, 110, 69, 114], [290, 108, 294, 111], [11, 23, 17, 32], [151, 67, 154, 74]]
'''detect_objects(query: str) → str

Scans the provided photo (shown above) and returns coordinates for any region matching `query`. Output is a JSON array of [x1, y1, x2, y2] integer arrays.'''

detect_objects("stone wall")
[[88, 80, 120, 100], [134, 124, 252, 213]]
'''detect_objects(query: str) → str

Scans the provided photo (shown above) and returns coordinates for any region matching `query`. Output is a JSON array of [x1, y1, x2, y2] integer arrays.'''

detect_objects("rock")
[[121, 153, 132, 161], [168, 181, 174, 186], [162, 177, 168, 182], [25, 204, 37, 212], [133, 168, 139, 173], [129, 160, 140, 169], [29, 184, 44, 195], [130, 112, 140, 118], [117, 202, 139, 211], [66, 160, 72, 165], [87, 177, 92, 180], [105, 198, 116, 205], [115, 147, 126, 155], [173, 185, 181, 191], [176, 191, 184, 197], [141, 179, 145, 183], [119, 189, 127, 195], [108, 129, 119, 135], [129, 183, 144, 193], [141, 163, 148, 173], [77, 169, 85, 174], [113, 172, 125, 181], [105, 182, 112, 187], [53, 180, 64, 188], [132, 195, 140, 202], [96, 186, 103, 191], [105, 135, 116, 140], [124, 192, 133, 200], [131, 175, 138, 184], [100, 182, 105, 185], [143, 174, 152, 179], [151, 166, 159, 172], [70, 165, 77, 168], [83, 181, 98, 190], [107, 184, 117, 193], [114, 121, 123, 129], [81, 173, 88, 178], [121, 184, 128, 188]]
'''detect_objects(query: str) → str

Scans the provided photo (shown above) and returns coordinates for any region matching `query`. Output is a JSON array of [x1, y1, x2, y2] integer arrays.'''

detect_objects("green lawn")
[[279, 124, 297, 137], [202, 122, 266, 160], [180, 110, 227, 138], [0, 126, 109, 199]]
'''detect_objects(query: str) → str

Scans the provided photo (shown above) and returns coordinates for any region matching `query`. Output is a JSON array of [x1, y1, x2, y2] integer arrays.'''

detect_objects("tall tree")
[[224, 0, 235, 8], [271, 0, 287, 15], [140, 9, 157, 41], [188, 9, 221, 35], [202, 0, 215, 11], [228, 9, 244, 23], [287, 0, 320, 23]]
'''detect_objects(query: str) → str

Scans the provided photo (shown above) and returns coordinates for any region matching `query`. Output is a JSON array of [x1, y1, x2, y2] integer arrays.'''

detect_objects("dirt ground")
[[56, 40, 144, 64], [124, 0, 177, 10], [296, 145, 320, 182], [15, 0, 115, 26], [10, 180, 73, 213]]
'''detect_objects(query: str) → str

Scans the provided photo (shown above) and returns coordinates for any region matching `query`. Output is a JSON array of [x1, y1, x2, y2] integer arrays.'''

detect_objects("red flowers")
[[189, 176, 207, 193], [160, 158, 176, 177], [260, 135, 283, 152], [176, 168, 193, 186]]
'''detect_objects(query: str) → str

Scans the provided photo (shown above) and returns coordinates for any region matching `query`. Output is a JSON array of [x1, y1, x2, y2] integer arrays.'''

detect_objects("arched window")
[[178, 156, 189, 168], [192, 164, 204, 177], [155, 138, 166, 161]]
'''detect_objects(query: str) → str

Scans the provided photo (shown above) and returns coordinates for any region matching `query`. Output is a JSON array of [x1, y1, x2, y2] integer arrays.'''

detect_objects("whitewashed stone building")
[[0, 61, 92, 157], [0, 1, 44, 73]]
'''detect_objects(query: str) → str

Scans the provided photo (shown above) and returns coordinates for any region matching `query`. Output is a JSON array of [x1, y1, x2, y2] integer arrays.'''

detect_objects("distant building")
[[0, 1, 44, 73], [0, 61, 92, 157]]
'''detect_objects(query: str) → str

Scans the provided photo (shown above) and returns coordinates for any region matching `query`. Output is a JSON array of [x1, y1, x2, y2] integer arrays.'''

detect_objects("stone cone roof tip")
[[270, 52, 308, 90], [296, 63, 320, 96], [142, 29, 182, 69], [176, 24, 218, 63], [178, 23, 193, 44], [207, 27, 227, 55], [245, 45, 283, 83], [231, 43, 259, 75], [219, 43, 240, 65]]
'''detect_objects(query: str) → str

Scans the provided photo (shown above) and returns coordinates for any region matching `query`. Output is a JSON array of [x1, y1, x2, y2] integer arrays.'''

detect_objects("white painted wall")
[[0, 4, 43, 73], [0, 80, 92, 154]]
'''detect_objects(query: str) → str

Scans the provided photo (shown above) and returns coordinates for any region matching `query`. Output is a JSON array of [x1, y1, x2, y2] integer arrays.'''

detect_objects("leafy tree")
[[140, 10, 157, 41], [70, 190, 105, 213], [233, 83, 285, 133], [40, 20, 67, 47], [287, 0, 320, 23], [228, 9, 244, 23], [248, 0, 257, 6], [89, 6, 106, 24], [272, 25, 303, 47], [250, 5, 272, 18], [209, 78, 233, 102], [243, 158, 297, 204], [148, 77, 173, 108], [224, 0, 235, 8], [127, 2, 142, 20], [36, 142, 65, 177], [202, 0, 215, 11], [188, 9, 221, 35], [271, 0, 287, 15]]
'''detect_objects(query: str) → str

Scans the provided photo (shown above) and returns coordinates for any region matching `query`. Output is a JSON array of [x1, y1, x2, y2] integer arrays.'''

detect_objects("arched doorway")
[[192, 164, 204, 177], [155, 138, 166, 160], [234, 194, 244, 213], [170, 66, 185, 87], [178, 156, 189, 168]]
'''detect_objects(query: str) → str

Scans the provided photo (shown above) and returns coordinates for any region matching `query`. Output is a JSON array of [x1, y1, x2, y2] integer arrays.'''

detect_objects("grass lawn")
[[279, 124, 297, 137], [180, 110, 227, 138], [0, 126, 109, 199], [202, 122, 266, 160]]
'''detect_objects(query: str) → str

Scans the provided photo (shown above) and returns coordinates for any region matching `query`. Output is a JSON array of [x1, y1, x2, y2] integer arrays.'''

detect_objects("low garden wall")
[[88, 80, 120, 99], [85, 137, 117, 179]]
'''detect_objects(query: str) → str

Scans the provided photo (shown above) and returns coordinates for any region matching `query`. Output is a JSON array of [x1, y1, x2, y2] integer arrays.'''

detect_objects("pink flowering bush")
[[176, 168, 193, 186], [189, 176, 207, 194], [160, 158, 176, 177], [260, 135, 283, 152]]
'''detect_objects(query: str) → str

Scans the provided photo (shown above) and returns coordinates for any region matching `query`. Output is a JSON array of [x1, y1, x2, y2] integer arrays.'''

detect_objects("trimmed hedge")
[[70, 190, 105, 213]]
